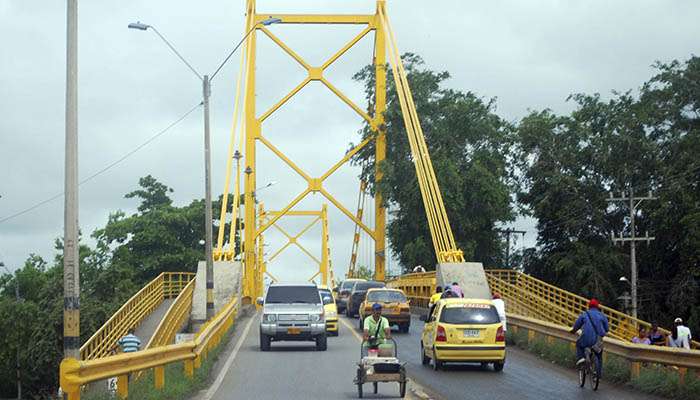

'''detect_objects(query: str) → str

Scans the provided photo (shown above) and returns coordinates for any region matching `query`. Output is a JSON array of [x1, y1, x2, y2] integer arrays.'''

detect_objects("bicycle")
[[578, 347, 600, 391]]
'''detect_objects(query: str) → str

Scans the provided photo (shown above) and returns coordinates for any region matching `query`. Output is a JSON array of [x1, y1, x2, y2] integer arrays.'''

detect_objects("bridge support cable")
[[347, 180, 366, 278], [215, 46, 247, 262], [377, 3, 464, 264]]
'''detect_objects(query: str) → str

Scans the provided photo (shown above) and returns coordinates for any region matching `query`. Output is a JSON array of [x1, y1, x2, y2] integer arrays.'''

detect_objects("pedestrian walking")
[[118, 328, 141, 353], [492, 293, 506, 331]]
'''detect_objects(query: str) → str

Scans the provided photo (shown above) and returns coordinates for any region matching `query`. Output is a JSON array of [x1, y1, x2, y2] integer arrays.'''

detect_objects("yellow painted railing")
[[487, 269, 699, 348], [509, 313, 700, 382], [390, 269, 698, 348], [145, 277, 196, 349], [61, 293, 239, 399], [387, 271, 435, 308], [80, 272, 195, 360]]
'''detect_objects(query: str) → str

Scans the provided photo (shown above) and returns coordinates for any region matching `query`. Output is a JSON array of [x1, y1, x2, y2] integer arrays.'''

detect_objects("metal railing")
[[61, 292, 239, 400], [486, 269, 699, 348], [146, 277, 196, 349], [386, 271, 435, 308], [509, 313, 700, 382], [389, 269, 698, 348], [80, 272, 195, 360]]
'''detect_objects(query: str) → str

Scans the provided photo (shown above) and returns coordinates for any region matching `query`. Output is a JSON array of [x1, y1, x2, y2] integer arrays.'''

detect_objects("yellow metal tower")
[[216, 0, 463, 303]]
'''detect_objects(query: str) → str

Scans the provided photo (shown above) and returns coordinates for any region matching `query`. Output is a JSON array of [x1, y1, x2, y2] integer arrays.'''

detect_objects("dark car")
[[335, 279, 366, 313], [346, 280, 386, 317]]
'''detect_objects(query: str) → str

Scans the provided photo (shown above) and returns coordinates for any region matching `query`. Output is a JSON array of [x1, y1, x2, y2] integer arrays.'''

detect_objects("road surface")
[[199, 313, 661, 400]]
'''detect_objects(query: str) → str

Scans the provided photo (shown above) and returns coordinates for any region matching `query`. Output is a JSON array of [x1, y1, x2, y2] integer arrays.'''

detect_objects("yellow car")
[[359, 288, 411, 333], [318, 286, 339, 336], [420, 298, 505, 371]]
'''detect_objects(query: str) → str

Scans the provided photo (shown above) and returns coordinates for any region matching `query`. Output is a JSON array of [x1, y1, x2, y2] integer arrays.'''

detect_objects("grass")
[[506, 328, 700, 399], [83, 326, 234, 400]]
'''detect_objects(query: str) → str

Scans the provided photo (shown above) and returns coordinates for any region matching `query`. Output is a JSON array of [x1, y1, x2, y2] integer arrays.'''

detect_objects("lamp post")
[[619, 276, 636, 319], [1, 262, 21, 400], [128, 17, 280, 320]]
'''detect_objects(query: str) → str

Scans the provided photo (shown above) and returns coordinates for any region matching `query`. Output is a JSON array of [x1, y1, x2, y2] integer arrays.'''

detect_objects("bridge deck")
[[195, 313, 662, 400], [135, 299, 174, 346]]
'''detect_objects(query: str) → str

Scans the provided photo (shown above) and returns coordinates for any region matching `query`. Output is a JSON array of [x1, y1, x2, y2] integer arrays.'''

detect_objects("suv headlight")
[[326, 310, 337, 318], [310, 313, 323, 322], [262, 313, 276, 323]]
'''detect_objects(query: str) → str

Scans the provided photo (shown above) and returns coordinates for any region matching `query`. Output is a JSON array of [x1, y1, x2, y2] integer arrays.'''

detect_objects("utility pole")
[[608, 188, 656, 319], [496, 228, 526, 269], [203, 75, 215, 320], [63, 0, 81, 362]]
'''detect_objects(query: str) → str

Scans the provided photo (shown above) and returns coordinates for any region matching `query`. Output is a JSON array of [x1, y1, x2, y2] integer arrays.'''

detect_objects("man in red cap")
[[570, 298, 609, 377]]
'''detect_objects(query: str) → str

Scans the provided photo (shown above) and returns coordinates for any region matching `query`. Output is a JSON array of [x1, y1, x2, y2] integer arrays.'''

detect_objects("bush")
[[508, 327, 700, 399], [83, 325, 233, 400], [603, 354, 630, 383], [631, 364, 680, 398]]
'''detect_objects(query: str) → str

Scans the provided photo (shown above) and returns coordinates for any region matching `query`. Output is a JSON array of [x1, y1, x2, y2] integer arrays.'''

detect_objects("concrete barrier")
[[436, 262, 491, 299], [192, 261, 242, 322]]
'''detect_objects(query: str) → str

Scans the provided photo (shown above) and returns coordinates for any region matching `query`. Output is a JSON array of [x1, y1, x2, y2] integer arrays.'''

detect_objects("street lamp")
[[1, 262, 21, 400], [619, 276, 637, 320], [128, 16, 281, 320], [253, 181, 277, 204]]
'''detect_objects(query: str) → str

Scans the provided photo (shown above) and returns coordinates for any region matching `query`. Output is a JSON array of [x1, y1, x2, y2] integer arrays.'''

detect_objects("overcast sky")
[[1, 1, 699, 282]]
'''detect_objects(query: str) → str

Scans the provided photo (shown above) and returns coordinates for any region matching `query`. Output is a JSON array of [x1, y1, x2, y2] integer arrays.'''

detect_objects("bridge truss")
[[215, 0, 464, 303]]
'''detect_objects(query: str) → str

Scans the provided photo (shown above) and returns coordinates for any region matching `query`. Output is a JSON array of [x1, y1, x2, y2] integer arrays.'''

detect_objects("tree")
[[516, 56, 700, 333], [352, 54, 515, 272]]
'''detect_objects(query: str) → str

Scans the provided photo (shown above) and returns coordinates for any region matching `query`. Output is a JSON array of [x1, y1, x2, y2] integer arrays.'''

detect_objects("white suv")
[[257, 283, 327, 351]]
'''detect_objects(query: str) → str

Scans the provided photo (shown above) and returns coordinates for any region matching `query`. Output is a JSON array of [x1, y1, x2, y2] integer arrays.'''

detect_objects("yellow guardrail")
[[386, 271, 435, 308], [487, 269, 699, 348], [61, 293, 239, 399], [389, 269, 698, 348], [509, 313, 700, 382], [145, 277, 196, 349], [80, 272, 195, 360]]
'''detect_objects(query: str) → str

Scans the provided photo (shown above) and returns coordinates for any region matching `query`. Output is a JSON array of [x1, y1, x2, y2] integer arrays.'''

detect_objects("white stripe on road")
[[202, 314, 257, 400]]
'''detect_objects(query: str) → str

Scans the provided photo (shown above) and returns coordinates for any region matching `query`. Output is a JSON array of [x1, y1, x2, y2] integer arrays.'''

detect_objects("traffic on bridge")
[[1, 1, 699, 400]]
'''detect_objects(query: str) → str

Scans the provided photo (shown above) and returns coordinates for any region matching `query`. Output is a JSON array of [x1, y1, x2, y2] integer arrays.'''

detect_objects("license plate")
[[287, 327, 301, 335], [463, 329, 480, 337]]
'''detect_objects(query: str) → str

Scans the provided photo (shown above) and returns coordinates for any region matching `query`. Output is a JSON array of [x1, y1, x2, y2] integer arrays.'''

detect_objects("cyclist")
[[569, 298, 608, 377]]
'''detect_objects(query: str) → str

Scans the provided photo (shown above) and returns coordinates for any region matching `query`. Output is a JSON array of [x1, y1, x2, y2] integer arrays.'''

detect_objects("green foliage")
[[512, 329, 698, 399], [83, 321, 234, 400], [0, 176, 225, 398], [352, 54, 515, 271], [631, 364, 681, 398], [603, 354, 631, 384], [516, 56, 700, 331], [354, 265, 374, 280]]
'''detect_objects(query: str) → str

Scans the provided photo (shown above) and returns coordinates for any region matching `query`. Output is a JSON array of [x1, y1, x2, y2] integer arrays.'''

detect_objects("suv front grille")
[[278, 314, 309, 321]]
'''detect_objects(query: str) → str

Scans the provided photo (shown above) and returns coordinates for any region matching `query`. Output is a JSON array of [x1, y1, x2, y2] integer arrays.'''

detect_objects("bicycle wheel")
[[586, 356, 597, 390], [591, 355, 600, 391], [578, 366, 586, 387]]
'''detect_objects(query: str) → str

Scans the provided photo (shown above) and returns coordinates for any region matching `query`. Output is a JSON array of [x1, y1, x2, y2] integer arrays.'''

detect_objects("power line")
[[0, 102, 201, 225], [534, 165, 700, 235]]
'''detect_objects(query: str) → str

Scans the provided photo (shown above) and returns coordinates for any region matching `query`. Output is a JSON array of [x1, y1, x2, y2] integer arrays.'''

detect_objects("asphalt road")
[[382, 314, 661, 400], [203, 313, 662, 400]]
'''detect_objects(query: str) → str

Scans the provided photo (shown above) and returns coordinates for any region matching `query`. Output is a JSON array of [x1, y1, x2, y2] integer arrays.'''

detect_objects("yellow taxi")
[[359, 288, 411, 333], [318, 286, 339, 336], [420, 298, 505, 371]]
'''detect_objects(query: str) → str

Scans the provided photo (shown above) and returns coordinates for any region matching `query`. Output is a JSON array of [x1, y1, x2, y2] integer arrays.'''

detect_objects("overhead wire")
[[0, 101, 202, 225]]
